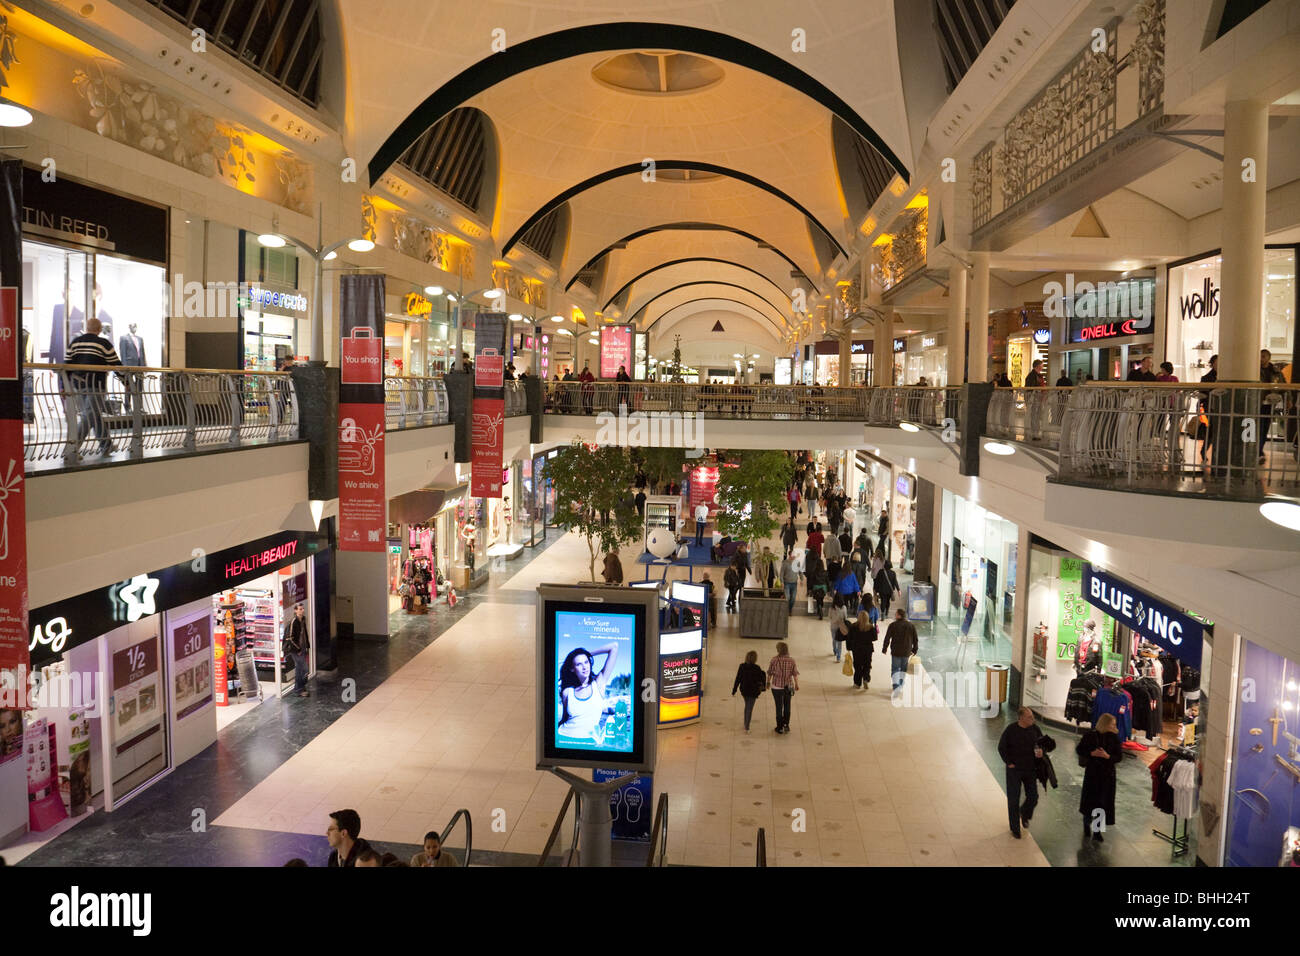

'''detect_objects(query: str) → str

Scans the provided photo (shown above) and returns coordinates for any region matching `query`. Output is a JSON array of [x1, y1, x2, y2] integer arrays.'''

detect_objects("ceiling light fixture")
[[1259, 500, 1300, 532]]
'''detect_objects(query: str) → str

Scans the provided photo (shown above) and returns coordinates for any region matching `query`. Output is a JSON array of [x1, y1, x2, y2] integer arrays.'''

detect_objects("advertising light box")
[[670, 581, 707, 606], [536, 585, 658, 772], [658, 628, 702, 726]]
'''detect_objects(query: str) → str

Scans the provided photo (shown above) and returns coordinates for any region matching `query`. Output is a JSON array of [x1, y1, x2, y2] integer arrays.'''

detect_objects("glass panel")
[[94, 254, 165, 368]]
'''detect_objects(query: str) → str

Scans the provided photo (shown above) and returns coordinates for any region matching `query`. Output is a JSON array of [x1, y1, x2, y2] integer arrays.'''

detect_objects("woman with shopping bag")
[[840, 609, 878, 690]]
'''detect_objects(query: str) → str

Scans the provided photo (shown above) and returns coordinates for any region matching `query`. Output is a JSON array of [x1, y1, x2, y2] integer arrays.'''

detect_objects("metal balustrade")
[[987, 387, 1072, 450], [1057, 382, 1300, 497], [542, 381, 916, 422], [867, 386, 963, 429], [383, 377, 527, 430], [23, 365, 298, 470]]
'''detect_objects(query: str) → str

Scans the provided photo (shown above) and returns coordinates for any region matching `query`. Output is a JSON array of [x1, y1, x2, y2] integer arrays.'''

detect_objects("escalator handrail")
[[644, 792, 670, 867], [439, 808, 473, 867], [537, 787, 578, 866]]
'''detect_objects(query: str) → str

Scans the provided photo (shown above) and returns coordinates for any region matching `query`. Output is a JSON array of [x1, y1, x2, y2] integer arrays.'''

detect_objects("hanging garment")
[[1065, 675, 1101, 723], [1169, 758, 1199, 820], [1148, 752, 1168, 805], [1092, 686, 1133, 741]]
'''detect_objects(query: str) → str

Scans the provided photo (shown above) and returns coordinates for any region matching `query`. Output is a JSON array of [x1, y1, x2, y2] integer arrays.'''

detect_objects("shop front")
[[811, 338, 873, 386], [1166, 247, 1295, 382], [1006, 327, 1049, 388], [1051, 276, 1155, 382], [239, 230, 306, 370], [21, 166, 168, 380], [904, 331, 946, 385], [937, 490, 1017, 660], [1224, 638, 1300, 867], [1020, 550, 1211, 858], [1, 530, 329, 845]]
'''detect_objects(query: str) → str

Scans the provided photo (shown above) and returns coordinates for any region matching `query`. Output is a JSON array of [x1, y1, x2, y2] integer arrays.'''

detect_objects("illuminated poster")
[[171, 615, 213, 721], [112, 638, 161, 755], [339, 274, 386, 551], [600, 326, 633, 379], [554, 610, 635, 753], [689, 465, 720, 511], [658, 629, 702, 724]]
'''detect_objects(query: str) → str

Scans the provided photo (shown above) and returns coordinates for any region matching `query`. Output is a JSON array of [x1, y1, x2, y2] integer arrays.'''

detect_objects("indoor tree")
[[713, 450, 793, 587], [637, 447, 689, 492], [547, 441, 641, 582]]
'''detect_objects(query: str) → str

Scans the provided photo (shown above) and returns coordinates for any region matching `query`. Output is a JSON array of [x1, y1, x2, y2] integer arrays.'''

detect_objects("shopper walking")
[[823, 528, 842, 582], [997, 707, 1044, 839], [723, 561, 741, 613], [841, 608, 878, 690], [283, 603, 311, 697], [1076, 712, 1123, 842], [731, 650, 767, 733], [881, 608, 918, 694], [787, 484, 801, 521], [827, 593, 848, 662], [805, 550, 828, 619], [780, 552, 799, 614], [781, 518, 799, 557], [834, 563, 861, 614], [873, 557, 896, 616], [767, 642, 799, 734], [806, 523, 825, 559], [701, 571, 717, 628]]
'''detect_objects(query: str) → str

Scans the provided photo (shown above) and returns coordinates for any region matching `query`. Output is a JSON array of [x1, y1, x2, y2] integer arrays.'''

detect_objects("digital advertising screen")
[[670, 580, 707, 606], [600, 325, 633, 379], [537, 585, 657, 772], [658, 628, 703, 725]]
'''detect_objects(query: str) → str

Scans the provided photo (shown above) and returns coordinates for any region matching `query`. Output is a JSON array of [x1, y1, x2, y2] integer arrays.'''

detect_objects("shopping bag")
[[842, 653, 854, 677], [807, 596, 816, 614]]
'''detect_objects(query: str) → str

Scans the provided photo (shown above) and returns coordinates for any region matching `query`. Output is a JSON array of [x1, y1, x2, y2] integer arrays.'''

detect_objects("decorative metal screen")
[[147, 0, 324, 107]]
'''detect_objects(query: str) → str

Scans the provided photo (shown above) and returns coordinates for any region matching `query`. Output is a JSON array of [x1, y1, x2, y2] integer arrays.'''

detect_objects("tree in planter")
[[713, 450, 794, 591], [547, 442, 641, 582], [638, 447, 689, 493]]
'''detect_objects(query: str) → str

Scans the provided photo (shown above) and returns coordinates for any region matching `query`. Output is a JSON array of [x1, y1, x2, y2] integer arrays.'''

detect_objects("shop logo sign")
[[1178, 277, 1219, 321], [117, 574, 160, 623], [1081, 564, 1202, 666]]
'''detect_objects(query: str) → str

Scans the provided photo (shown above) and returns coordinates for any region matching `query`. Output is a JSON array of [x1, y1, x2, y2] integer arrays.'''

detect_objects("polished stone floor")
[[15, 522, 1193, 867]]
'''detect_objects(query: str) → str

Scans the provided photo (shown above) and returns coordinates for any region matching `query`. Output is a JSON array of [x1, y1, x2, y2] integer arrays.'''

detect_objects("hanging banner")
[[339, 275, 387, 550], [472, 312, 508, 498], [0, 160, 28, 708]]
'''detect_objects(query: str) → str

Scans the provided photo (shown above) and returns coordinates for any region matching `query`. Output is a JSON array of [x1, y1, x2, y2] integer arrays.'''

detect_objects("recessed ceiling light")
[[1259, 500, 1300, 532], [983, 441, 1016, 456]]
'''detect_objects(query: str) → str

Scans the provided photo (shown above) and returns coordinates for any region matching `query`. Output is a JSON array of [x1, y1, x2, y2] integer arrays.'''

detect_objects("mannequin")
[[119, 323, 145, 366]]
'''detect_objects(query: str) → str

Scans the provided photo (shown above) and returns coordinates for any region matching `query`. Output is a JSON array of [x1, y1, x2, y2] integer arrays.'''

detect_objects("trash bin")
[[984, 663, 1009, 703]]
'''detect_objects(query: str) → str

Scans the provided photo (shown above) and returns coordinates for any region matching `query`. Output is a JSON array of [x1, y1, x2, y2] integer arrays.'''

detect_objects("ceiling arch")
[[566, 223, 819, 294], [365, 21, 910, 186], [651, 299, 785, 340], [632, 281, 787, 327], [602, 258, 790, 312], [622, 263, 792, 320], [501, 161, 845, 260]]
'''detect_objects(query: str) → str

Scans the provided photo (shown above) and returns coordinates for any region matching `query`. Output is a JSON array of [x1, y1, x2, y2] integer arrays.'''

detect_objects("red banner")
[[339, 401, 386, 551], [340, 327, 382, 385], [470, 398, 505, 497], [0, 283, 27, 706]]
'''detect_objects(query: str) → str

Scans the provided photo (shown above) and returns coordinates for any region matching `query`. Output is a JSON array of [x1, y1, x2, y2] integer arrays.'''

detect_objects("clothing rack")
[[1151, 745, 1197, 857]]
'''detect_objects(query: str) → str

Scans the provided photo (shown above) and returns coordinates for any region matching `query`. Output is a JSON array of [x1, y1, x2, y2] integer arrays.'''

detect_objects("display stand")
[[1152, 816, 1190, 857], [547, 767, 637, 867], [643, 495, 682, 550]]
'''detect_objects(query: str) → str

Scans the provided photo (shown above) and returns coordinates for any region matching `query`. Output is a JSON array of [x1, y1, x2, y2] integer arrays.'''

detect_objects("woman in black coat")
[[804, 550, 828, 619], [731, 650, 768, 733], [1076, 712, 1123, 842]]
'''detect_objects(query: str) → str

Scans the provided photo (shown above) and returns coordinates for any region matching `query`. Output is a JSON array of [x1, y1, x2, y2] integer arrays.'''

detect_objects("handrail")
[[34, 363, 291, 376], [537, 787, 579, 866], [756, 827, 767, 867], [439, 807, 473, 867], [644, 792, 670, 867]]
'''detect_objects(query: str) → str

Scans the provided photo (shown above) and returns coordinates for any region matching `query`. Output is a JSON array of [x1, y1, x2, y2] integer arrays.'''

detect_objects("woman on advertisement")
[[558, 643, 620, 745]]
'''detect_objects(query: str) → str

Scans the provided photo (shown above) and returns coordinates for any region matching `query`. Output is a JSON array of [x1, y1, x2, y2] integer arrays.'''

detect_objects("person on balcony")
[[1023, 360, 1046, 387], [579, 363, 596, 414], [1126, 357, 1157, 382], [1055, 370, 1074, 387], [65, 316, 123, 455]]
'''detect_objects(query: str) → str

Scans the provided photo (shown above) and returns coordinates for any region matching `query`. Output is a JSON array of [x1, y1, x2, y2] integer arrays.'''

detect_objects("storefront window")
[[939, 491, 1017, 658], [1167, 248, 1296, 382], [1226, 638, 1300, 867], [904, 333, 946, 385]]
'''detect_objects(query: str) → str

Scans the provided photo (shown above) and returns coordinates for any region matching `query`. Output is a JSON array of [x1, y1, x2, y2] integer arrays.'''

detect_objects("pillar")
[[946, 259, 968, 384], [874, 314, 892, 386], [1220, 99, 1269, 382], [336, 548, 390, 641], [968, 252, 990, 383], [837, 332, 852, 387]]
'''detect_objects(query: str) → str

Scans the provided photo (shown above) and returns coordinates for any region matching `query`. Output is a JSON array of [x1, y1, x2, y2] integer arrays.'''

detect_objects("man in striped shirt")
[[65, 317, 122, 452], [767, 642, 800, 734]]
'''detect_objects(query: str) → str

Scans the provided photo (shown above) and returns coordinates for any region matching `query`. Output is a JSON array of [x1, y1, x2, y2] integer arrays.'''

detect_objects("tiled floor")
[[211, 530, 1049, 866]]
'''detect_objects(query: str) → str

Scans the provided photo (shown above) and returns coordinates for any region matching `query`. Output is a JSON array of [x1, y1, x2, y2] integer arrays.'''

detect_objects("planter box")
[[739, 588, 788, 640]]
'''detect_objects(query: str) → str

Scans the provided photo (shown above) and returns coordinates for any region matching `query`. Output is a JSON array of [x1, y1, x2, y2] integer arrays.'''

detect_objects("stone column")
[[837, 329, 852, 387], [1220, 99, 1269, 382], [946, 258, 968, 384], [968, 251, 990, 383], [874, 314, 892, 386]]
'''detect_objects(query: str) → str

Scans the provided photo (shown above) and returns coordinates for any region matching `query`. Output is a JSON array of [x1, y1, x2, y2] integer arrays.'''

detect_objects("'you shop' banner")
[[471, 312, 507, 498], [338, 274, 386, 551]]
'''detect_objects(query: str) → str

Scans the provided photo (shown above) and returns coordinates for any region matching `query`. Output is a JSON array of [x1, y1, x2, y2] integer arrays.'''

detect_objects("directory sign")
[[537, 585, 657, 772]]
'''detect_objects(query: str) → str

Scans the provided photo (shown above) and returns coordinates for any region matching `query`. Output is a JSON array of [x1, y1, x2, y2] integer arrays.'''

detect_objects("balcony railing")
[[1057, 382, 1300, 498], [383, 377, 528, 430], [867, 386, 962, 429], [987, 387, 1072, 450], [23, 366, 298, 470], [544, 382, 874, 421]]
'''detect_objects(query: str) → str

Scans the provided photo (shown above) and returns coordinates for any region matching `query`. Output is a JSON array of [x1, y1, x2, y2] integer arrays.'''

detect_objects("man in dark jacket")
[[840, 610, 877, 689], [880, 608, 918, 694], [997, 708, 1044, 839], [326, 808, 373, 866]]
